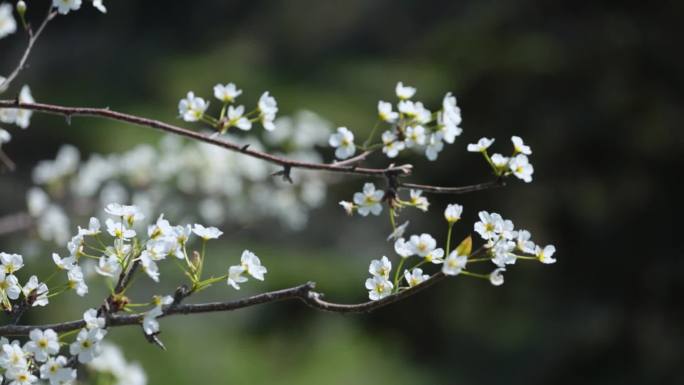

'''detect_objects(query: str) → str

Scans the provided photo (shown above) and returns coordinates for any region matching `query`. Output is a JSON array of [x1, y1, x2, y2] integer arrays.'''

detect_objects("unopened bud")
[[16, 1, 26, 15]]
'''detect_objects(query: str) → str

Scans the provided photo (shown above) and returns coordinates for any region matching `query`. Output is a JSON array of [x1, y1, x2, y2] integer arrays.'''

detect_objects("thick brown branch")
[[0, 274, 447, 336], [0, 101, 412, 178]]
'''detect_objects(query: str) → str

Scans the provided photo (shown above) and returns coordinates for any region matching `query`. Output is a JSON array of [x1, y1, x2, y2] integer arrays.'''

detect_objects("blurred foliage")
[[1, 0, 682, 384]]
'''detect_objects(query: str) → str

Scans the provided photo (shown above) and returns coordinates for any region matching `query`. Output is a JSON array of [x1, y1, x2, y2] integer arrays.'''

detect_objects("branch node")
[[143, 330, 167, 351], [272, 165, 293, 184]]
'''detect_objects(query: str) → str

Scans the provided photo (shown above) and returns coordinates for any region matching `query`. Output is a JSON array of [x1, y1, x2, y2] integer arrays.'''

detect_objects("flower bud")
[[16, 1, 26, 15]]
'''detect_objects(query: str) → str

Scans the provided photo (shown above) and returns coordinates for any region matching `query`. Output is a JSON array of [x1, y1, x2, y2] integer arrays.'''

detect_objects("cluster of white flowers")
[[0, 252, 49, 311], [474, 210, 556, 285], [25, 114, 331, 244], [330, 82, 462, 161], [0, 308, 109, 385], [467, 135, 535, 183], [364, 256, 393, 300], [178, 82, 278, 134], [52, 0, 106, 15], [339, 185, 431, 217]]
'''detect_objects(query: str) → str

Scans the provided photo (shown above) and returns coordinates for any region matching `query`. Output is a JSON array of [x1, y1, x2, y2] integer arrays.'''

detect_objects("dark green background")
[[1, 1, 682, 384]]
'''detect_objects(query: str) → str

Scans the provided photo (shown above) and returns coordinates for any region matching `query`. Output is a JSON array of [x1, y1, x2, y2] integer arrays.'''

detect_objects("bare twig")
[[0, 212, 32, 236], [0, 9, 56, 92], [0, 274, 448, 336], [0, 100, 412, 178], [399, 178, 506, 194]]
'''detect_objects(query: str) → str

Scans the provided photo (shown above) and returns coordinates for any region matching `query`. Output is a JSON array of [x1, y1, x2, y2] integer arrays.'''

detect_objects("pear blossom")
[[511, 135, 532, 155], [467, 137, 495, 152], [140, 254, 159, 282], [509, 154, 534, 183], [489, 268, 506, 286], [378, 101, 398, 123], [436, 111, 463, 144], [258, 91, 278, 131], [381, 130, 405, 158], [0, 128, 10, 147], [395, 82, 416, 100], [83, 309, 105, 330], [70, 327, 106, 363], [7, 368, 37, 385], [394, 238, 413, 258], [104, 203, 144, 225], [40, 356, 76, 385], [491, 153, 509, 170], [329, 126, 355, 160], [78, 217, 101, 236], [0, 253, 23, 274], [240, 250, 266, 280], [94, 256, 121, 277], [142, 295, 173, 335], [213, 83, 242, 103], [25, 329, 59, 362], [192, 224, 223, 240], [92, 0, 106, 13], [425, 133, 444, 161], [105, 218, 135, 239], [226, 265, 247, 289], [408, 189, 429, 211], [474, 211, 503, 240], [424, 247, 445, 264], [67, 267, 88, 297], [412, 102, 432, 124], [403, 125, 426, 147], [365, 275, 393, 300], [352, 183, 384, 216], [368, 256, 391, 279], [1, 342, 27, 370], [0, 3, 17, 39], [444, 204, 463, 223], [147, 214, 172, 239], [404, 268, 429, 287], [178, 92, 208, 122], [22, 275, 49, 306], [408, 233, 437, 257], [0, 271, 21, 300], [13, 86, 34, 129], [442, 251, 468, 276], [536, 244, 557, 264], [225, 105, 252, 131], [53, 0, 82, 15], [514, 230, 535, 254], [338, 201, 354, 215], [491, 238, 516, 267]]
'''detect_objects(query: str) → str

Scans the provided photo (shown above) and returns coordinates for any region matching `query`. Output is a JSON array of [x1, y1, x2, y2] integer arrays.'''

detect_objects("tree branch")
[[0, 9, 56, 92], [0, 212, 32, 236], [399, 178, 506, 194], [0, 274, 447, 336], [0, 101, 412, 178]]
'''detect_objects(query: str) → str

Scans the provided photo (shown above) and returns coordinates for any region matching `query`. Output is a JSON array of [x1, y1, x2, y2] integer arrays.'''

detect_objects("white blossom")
[[258, 91, 278, 131], [425, 133, 444, 161], [509, 154, 534, 183], [467, 137, 495, 152], [394, 238, 413, 258], [52, 0, 82, 15], [67, 267, 88, 297], [490, 153, 509, 170], [0, 3, 17, 39], [22, 275, 49, 306], [489, 268, 506, 286], [226, 265, 247, 290], [338, 201, 354, 215], [226, 105, 252, 131], [408, 189, 429, 211], [329, 126, 356, 160], [213, 83, 242, 103], [240, 250, 266, 281], [0, 271, 21, 300], [514, 230, 535, 254], [94, 256, 121, 277], [142, 295, 172, 335], [40, 356, 76, 385], [442, 251, 468, 276], [368, 256, 391, 279], [0, 342, 28, 371], [0, 253, 23, 275], [408, 233, 437, 258], [140, 254, 159, 282], [92, 0, 106, 13], [378, 101, 398, 123], [104, 203, 144, 226], [491, 238, 516, 267], [105, 218, 136, 240], [386, 220, 409, 241], [474, 211, 503, 241], [536, 244, 557, 264], [83, 309, 105, 330], [178, 91, 208, 122], [25, 329, 59, 362], [381, 130, 405, 158], [395, 82, 416, 100], [352, 183, 383, 216], [404, 268, 429, 287], [69, 327, 106, 364], [78, 217, 101, 236], [403, 125, 426, 147], [365, 275, 393, 300], [511, 135, 532, 155], [444, 204, 463, 223], [192, 224, 223, 240]]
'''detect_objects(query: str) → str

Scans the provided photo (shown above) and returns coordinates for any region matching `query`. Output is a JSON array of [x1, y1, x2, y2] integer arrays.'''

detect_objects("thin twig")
[[0, 274, 447, 336], [0, 9, 56, 92], [399, 178, 506, 194], [0, 101, 412, 178]]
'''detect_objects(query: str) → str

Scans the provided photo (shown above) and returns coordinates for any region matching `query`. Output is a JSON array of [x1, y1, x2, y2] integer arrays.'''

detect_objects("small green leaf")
[[455, 235, 472, 256]]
